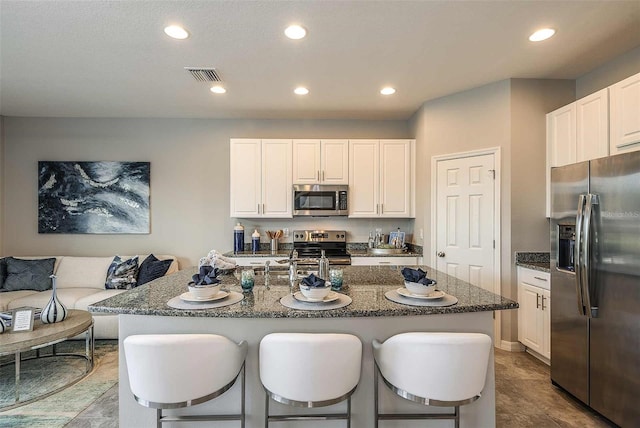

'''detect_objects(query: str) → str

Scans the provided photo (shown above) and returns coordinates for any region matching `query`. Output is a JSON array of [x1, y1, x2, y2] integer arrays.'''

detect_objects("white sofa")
[[0, 255, 179, 339]]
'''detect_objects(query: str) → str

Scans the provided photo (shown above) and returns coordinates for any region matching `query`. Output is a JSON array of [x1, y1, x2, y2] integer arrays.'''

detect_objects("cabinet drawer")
[[518, 267, 550, 290], [351, 256, 419, 266]]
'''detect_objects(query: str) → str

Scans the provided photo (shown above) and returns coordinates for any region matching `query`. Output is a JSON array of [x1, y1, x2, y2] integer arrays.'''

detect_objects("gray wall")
[[0, 116, 4, 255], [576, 46, 640, 98], [2, 118, 409, 267]]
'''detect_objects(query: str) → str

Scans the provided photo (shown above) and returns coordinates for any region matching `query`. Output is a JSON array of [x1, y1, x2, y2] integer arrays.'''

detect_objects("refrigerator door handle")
[[575, 194, 587, 316], [583, 193, 599, 318]]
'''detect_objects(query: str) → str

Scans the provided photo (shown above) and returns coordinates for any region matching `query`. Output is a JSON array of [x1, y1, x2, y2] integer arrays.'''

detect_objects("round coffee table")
[[0, 309, 94, 410]]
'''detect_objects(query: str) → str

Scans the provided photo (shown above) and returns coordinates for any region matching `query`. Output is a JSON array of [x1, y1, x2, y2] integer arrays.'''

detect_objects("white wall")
[[2, 117, 409, 267], [576, 46, 640, 98]]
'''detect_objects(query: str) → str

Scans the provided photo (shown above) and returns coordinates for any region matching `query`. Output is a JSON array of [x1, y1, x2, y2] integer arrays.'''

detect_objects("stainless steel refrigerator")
[[550, 151, 640, 427]]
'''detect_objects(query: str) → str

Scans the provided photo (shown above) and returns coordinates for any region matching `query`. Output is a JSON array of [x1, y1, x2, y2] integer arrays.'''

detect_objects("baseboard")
[[499, 340, 525, 352]]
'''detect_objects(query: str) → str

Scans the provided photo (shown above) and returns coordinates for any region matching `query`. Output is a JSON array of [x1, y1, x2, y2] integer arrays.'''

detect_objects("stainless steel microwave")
[[293, 185, 348, 216]]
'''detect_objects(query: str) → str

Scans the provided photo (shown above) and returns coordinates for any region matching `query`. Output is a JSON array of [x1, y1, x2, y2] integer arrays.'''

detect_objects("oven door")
[[293, 185, 347, 216]]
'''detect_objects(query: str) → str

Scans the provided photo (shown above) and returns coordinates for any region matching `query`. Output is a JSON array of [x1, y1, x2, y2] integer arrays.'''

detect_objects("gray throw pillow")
[[3, 257, 56, 292], [0, 257, 7, 291], [105, 256, 139, 290]]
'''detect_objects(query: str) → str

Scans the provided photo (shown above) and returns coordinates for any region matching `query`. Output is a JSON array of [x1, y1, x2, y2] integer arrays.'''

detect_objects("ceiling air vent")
[[184, 67, 222, 82]]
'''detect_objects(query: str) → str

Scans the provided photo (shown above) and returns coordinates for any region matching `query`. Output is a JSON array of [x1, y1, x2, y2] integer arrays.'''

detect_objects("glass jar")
[[329, 268, 343, 291], [240, 269, 255, 292]]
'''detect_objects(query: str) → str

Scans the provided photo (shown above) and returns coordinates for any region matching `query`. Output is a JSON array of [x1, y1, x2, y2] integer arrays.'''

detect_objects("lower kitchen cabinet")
[[351, 256, 419, 266], [517, 267, 551, 362]]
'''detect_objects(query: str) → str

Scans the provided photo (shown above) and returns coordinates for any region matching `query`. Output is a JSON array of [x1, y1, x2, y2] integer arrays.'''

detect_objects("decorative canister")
[[41, 274, 68, 324], [234, 222, 245, 254], [251, 229, 260, 253]]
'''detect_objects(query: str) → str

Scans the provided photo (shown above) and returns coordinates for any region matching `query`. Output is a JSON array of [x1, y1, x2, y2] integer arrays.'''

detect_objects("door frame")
[[431, 147, 502, 346]]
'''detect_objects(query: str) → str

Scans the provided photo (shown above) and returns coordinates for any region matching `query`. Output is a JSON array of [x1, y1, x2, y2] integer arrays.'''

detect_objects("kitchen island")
[[90, 265, 517, 428]]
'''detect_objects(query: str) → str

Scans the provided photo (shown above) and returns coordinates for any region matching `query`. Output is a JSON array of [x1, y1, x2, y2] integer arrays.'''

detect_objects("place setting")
[[167, 266, 244, 310], [280, 271, 352, 311], [384, 267, 458, 307]]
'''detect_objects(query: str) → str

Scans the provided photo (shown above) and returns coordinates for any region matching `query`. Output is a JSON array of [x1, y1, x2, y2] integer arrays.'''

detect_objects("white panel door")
[[435, 154, 495, 293], [610, 71, 640, 154], [348, 140, 379, 217], [230, 139, 261, 217], [320, 140, 349, 184], [548, 104, 577, 167], [261, 139, 292, 218], [380, 140, 412, 217], [292, 139, 321, 184], [576, 88, 609, 162]]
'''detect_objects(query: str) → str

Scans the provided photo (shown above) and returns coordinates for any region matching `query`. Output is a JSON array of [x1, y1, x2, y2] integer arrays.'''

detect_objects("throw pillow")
[[105, 256, 139, 290], [137, 254, 172, 286], [0, 257, 7, 291], [3, 257, 56, 292]]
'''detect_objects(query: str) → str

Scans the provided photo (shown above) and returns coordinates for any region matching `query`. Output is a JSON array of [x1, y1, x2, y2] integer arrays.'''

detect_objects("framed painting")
[[38, 161, 150, 234]]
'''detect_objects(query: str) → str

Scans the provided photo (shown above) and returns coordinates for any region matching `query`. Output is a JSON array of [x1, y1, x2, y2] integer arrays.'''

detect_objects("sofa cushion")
[[137, 254, 173, 286], [105, 256, 139, 290], [7, 288, 98, 311], [74, 289, 126, 311], [0, 290, 39, 311], [0, 257, 7, 290], [3, 257, 56, 292], [55, 256, 115, 289]]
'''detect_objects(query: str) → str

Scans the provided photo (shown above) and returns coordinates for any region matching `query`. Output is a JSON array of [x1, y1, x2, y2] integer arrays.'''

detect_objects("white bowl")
[[188, 284, 221, 298], [404, 280, 436, 296], [299, 284, 331, 301]]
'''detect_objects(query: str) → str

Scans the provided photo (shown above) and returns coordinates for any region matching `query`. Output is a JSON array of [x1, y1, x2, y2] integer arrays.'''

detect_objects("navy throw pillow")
[[137, 254, 172, 286], [0, 257, 8, 291], [3, 257, 56, 292], [105, 256, 139, 290]]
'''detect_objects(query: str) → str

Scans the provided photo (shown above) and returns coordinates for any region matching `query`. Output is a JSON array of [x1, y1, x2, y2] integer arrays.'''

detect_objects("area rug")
[[0, 340, 118, 428]]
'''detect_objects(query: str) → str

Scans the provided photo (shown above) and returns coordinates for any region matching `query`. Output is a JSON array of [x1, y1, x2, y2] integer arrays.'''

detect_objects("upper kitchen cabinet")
[[609, 72, 640, 155], [349, 139, 415, 218], [230, 139, 292, 218], [292, 139, 349, 185], [547, 103, 577, 168]]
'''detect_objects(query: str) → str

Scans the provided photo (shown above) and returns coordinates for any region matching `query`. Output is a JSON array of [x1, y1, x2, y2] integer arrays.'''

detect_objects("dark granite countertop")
[[89, 265, 517, 318], [515, 252, 550, 273], [516, 262, 551, 273]]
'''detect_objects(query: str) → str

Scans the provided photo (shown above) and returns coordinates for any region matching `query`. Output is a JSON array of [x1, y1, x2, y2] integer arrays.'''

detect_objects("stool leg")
[[157, 408, 162, 428], [374, 363, 379, 428], [264, 392, 270, 428], [347, 396, 352, 428], [455, 405, 460, 428], [241, 364, 246, 428]]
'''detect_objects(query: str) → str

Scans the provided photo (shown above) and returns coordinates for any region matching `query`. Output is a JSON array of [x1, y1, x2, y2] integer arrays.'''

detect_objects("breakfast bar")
[[90, 265, 517, 428]]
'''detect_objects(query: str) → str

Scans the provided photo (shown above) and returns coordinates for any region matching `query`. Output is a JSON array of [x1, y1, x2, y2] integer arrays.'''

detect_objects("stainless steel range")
[[292, 230, 351, 265]]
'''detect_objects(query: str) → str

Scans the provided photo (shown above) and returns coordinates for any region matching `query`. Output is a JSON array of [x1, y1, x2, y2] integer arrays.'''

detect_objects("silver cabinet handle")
[[322, 170, 325, 181], [541, 295, 547, 311], [258, 203, 260, 214], [376, 204, 379, 214], [536, 293, 541, 309], [249, 262, 263, 265], [317, 171, 320, 181], [437, 252, 445, 257], [381, 203, 384, 214], [378, 261, 391, 265], [262, 203, 265, 214], [575, 194, 586, 316], [534, 276, 548, 281]]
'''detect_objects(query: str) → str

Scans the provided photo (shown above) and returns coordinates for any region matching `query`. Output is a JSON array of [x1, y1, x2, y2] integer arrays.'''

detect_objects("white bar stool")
[[259, 333, 362, 427], [124, 334, 248, 428], [373, 332, 492, 428]]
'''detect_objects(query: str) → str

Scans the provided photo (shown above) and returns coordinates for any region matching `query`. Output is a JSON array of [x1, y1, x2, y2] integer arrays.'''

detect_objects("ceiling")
[[1, 0, 639, 120]]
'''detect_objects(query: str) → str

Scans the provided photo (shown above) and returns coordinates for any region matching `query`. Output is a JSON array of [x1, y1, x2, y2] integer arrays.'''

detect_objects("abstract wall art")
[[38, 161, 150, 234]]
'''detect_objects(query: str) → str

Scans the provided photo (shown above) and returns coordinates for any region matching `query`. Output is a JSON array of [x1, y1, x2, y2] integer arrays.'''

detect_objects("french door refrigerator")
[[550, 150, 640, 427]]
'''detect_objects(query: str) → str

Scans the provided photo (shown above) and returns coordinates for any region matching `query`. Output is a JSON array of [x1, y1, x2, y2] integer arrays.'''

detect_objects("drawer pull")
[[534, 276, 548, 281], [378, 261, 391, 265], [536, 294, 541, 309]]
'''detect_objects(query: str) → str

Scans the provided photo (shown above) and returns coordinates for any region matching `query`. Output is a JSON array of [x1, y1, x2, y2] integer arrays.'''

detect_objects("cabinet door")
[[610, 72, 640, 154], [542, 289, 551, 360], [380, 140, 413, 217], [292, 140, 321, 184], [320, 140, 349, 184], [547, 104, 577, 167], [576, 88, 609, 162], [349, 140, 379, 217], [230, 139, 261, 217], [519, 283, 544, 355], [261, 139, 293, 218]]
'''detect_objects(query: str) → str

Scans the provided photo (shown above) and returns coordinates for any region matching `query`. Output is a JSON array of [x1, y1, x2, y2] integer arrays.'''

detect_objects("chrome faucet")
[[289, 250, 298, 283], [264, 260, 270, 275]]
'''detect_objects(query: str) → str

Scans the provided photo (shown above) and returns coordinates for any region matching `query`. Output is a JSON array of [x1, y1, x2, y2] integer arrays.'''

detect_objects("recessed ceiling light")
[[380, 87, 396, 95], [164, 25, 189, 40], [294, 87, 309, 95], [210, 85, 226, 94], [285, 25, 307, 40], [529, 28, 555, 42]]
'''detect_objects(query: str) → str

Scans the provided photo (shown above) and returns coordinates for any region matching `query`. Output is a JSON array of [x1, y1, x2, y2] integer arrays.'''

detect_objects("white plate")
[[293, 291, 340, 303], [396, 288, 445, 300], [180, 290, 229, 302]]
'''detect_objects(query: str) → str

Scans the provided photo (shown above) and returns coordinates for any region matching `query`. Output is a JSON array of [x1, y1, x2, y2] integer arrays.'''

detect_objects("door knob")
[[437, 251, 445, 257]]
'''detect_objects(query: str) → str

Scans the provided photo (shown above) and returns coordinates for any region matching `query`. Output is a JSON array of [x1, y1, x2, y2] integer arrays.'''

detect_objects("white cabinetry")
[[610, 72, 640, 155], [546, 88, 609, 216], [351, 256, 419, 266], [349, 139, 415, 218], [517, 267, 551, 362], [292, 139, 349, 184], [230, 139, 292, 218]]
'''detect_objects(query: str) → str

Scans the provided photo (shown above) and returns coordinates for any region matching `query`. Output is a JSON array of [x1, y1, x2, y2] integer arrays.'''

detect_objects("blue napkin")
[[301, 273, 326, 288], [401, 267, 435, 285], [189, 265, 221, 286]]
